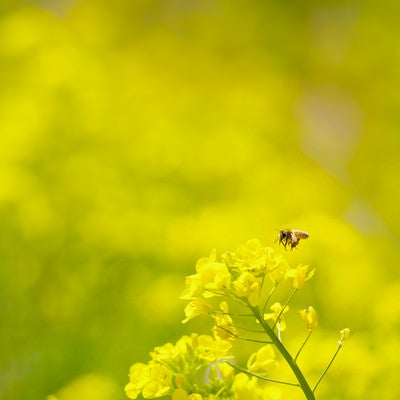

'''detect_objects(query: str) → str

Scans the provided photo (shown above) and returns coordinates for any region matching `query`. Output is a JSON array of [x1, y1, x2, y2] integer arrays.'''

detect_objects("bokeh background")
[[1, 1, 399, 399]]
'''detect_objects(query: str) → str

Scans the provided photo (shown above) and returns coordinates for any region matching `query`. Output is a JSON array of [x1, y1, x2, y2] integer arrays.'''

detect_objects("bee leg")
[[291, 238, 300, 249]]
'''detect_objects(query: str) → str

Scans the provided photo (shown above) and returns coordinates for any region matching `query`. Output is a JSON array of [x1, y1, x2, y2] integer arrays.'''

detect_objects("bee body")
[[291, 230, 309, 240], [278, 229, 309, 250]]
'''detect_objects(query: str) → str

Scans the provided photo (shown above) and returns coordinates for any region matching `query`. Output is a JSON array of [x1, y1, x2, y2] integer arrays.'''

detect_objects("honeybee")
[[278, 229, 309, 250]]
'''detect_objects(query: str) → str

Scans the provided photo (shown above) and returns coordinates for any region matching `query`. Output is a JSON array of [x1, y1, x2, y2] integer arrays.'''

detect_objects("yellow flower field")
[[0, 1, 399, 399]]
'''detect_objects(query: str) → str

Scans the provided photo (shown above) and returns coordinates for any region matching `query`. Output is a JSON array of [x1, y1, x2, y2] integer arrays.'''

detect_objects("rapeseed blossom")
[[211, 301, 238, 340], [182, 298, 212, 323], [286, 265, 315, 289], [247, 345, 277, 374], [299, 306, 318, 331], [126, 238, 349, 400], [125, 334, 233, 400], [264, 303, 289, 332]]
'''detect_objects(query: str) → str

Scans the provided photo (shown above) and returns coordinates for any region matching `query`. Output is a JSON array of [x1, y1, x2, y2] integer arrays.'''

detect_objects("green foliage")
[[0, 1, 399, 399]]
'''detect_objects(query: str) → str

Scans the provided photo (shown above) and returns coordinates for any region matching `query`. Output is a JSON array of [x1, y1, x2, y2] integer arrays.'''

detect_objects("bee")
[[278, 229, 309, 250]]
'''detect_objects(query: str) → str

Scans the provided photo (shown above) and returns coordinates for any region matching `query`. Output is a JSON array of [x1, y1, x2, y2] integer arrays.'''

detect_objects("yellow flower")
[[213, 361, 234, 381], [265, 248, 289, 284], [174, 333, 198, 356], [182, 298, 212, 324], [247, 345, 277, 374], [299, 306, 318, 331], [145, 363, 172, 398], [181, 249, 231, 300], [232, 373, 261, 400], [197, 335, 232, 362], [126, 333, 234, 400], [197, 260, 231, 296], [172, 389, 188, 400], [286, 264, 315, 289], [180, 274, 204, 300], [232, 271, 260, 306], [339, 328, 351, 344], [212, 301, 238, 340], [125, 362, 172, 399], [264, 302, 289, 331], [188, 395, 203, 400], [150, 342, 178, 363], [233, 239, 269, 274], [172, 390, 203, 400], [125, 363, 149, 399]]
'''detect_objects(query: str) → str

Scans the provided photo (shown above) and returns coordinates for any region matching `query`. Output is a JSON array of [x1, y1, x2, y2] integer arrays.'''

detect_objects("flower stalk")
[[312, 328, 350, 393], [250, 304, 316, 400]]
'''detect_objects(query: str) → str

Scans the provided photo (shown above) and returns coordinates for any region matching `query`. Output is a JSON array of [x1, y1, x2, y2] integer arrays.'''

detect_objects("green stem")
[[226, 361, 300, 387], [312, 342, 343, 393], [216, 325, 272, 344], [251, 305, 315, 400], [272, 288, 298, 330], [235, 326, 265, 333], [212, 311, 254, 317], [262, 282, 278, 315], [295, 330, 313, 362]]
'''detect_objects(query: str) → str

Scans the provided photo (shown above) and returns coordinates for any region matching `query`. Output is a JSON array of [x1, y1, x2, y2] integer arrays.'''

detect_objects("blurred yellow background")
[[1, 1, 399, 399]]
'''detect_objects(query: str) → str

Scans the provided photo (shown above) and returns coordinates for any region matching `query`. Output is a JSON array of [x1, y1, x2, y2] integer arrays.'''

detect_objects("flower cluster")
[[126, 238, 349, 400], [181, 239, 314, 328], [125, 333, 277, 400]]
